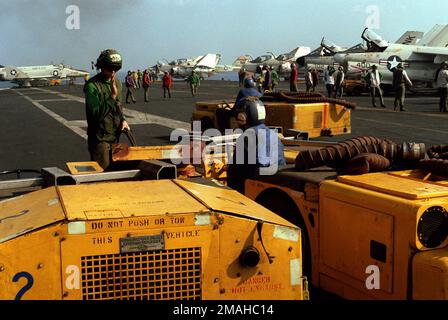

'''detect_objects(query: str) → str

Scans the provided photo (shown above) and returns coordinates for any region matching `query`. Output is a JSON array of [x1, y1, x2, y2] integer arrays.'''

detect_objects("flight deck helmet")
[[96, 49, 122, 71], [246, 99, 266, 126], [243, 77, 255, 88], [236, 98, 266, 127], [236, 96, 266, 128]]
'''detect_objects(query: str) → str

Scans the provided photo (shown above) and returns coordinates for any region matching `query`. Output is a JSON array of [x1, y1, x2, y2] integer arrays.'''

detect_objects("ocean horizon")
[[0, 82, 13, 89], [0, 71, 239, 89]]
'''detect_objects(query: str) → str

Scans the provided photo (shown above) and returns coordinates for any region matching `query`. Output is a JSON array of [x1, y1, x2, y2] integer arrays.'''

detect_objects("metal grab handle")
[[117, 129, 137, 146], [0, 169, 41, 179]]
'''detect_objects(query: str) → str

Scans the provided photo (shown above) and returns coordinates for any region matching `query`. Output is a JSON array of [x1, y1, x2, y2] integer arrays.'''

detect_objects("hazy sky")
[[0, 0, 446, 71]]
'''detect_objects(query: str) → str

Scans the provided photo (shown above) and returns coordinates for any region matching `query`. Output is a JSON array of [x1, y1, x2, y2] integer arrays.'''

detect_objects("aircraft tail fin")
[[287, 46, 311, 59], [3, 67, 27, 80], [419, 24, 448, 47], [395, 31, 424, 45], [196, 53, 219, 69]]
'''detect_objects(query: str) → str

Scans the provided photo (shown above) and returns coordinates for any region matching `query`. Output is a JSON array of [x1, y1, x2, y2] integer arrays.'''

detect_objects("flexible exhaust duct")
[[295, 136, 426, 171]]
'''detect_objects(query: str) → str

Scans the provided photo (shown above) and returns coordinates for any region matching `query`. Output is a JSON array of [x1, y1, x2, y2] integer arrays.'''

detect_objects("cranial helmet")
[[96, 49, 122, 71], [236, 97, 266, 127], [244, 77, 255, 88]]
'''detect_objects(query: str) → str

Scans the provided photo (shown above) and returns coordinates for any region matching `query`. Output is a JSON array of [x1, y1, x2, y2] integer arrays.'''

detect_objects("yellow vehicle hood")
[[0, 187, 64, 243], [338, 172, 448, 200], [0, 179, 295, 243]]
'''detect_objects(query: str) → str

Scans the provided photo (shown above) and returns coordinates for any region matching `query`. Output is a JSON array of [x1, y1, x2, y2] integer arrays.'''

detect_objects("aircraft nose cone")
[[334, 53, 346, 64]]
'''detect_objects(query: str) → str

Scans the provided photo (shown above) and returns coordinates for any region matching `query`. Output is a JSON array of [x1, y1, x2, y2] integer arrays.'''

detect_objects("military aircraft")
[[0, 64, 90, 87], [334, 25, 448, 87], [296, 38, 348, 72], [155, 53, 222, 78], [213, 55, 253, 73], [238, 46, 310, 76]]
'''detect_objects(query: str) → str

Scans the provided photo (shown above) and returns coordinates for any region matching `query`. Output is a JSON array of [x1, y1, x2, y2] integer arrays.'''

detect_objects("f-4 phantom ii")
[[239, 46, 310, 76], [155, 53, 222, 78], [0, 64, 90, 87], [334, 25, 448, 87]]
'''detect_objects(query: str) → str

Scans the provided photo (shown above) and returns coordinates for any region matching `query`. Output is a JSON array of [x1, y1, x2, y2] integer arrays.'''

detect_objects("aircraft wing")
[[395, 31, 424, 45], [419, 24, 448, 47]]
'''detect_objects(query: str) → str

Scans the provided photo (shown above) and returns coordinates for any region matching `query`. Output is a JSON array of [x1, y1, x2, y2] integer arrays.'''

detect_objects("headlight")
[[417, 206, 448, 248]]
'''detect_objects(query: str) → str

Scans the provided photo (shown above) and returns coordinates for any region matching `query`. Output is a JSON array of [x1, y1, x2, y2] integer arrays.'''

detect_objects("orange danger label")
[[230, 275, 286, 294]]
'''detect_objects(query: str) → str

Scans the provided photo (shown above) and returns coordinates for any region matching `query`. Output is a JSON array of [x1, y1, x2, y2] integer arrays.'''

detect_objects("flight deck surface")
[[0, 80, 446, 175]]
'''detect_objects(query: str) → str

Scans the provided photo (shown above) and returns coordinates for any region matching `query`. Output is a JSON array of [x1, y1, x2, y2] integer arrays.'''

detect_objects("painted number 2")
[[12, 272, 34, 300]]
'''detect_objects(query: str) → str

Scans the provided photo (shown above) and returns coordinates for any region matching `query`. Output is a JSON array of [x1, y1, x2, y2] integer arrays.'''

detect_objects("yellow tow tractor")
[[104, 134, 448, 300], [99, 133, 448, 299], [0, 145, 306, 300], [191, 91, 355, 139], [243, 136, 448, 300]]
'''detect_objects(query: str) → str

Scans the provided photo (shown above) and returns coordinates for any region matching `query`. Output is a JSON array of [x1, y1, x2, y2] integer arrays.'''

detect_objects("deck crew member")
[[392, 63, 412, 111], [142, 69, 151, 102], [186, 71, 201, 96], [227, 98, 286, 193], [333, 65, 345, 98], [305, 68, 314, 92], [436, 61, 448, 112], [162, 71, 172, 99], [290, 63, 298, 92], [125, 70, 137, 104], [271, 66, 279, 92], [323, 65, 335, 97], [84, 49, 130, 170], [234, 77, 262, 108], [366, 65, 386, 108]]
